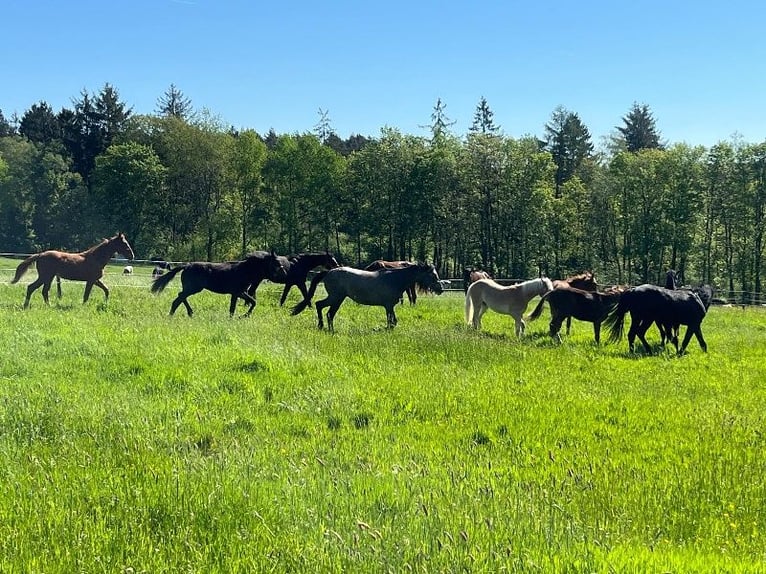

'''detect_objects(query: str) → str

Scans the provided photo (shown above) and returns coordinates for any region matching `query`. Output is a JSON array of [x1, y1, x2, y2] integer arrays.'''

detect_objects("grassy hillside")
[[0, 262, 765, 572]]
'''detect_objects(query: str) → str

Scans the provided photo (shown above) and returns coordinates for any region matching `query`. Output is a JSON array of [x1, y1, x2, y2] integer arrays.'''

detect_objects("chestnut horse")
[[11, 233, 135, 308]]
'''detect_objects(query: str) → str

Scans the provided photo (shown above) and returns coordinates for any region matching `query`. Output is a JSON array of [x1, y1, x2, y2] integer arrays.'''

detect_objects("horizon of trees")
[[1, 84, 765, 301]]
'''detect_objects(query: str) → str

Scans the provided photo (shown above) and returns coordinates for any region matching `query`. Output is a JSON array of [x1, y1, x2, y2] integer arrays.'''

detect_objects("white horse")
[[465, 277, 553, 336]]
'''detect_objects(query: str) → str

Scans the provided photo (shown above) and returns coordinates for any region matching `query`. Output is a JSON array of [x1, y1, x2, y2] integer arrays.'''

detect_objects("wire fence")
[[1, 254, 765, 305]]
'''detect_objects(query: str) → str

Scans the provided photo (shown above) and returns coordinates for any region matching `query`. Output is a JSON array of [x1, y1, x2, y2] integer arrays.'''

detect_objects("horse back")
[[38, 251, 103, 281], [625, 285, 706, 324], [548, 288, 618, 322], [325, 267, 409, 306]]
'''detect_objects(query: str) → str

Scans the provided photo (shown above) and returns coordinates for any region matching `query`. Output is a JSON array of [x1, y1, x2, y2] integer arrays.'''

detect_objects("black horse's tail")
[[150, 264, 185, 294], [291, 271, 328, 315], [603, 293, 629, 343], [11, 253, 41, 284], [525, 290, 551, 322]]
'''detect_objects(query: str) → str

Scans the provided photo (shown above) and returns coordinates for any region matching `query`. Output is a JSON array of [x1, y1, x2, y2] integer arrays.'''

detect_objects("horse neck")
[[529, 278, 549, 296], [391, 265, 426, 288], [84, 239, 118, 265], [298, 253, 326, 268]]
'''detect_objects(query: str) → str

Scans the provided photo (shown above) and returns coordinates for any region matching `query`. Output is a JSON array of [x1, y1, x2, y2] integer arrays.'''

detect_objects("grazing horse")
[[465, 277, 553, 336], [247, 251, 340, 308], [292, 262, 443, 331], [551, 271, 599, 335], [11, 233, 135, 308], [364, 260, 421, 304], [604, 284, 708, 354], [462, 267, 492, 293], [150, 251, 288, 317], [526, 287, 622, 344]]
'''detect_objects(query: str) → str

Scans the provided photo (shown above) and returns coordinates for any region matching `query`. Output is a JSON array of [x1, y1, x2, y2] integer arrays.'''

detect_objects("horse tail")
[[150, 264, 185, 293], [526, 290, 550, 322], [604, 294, 629, 343], [11, 254, 42, 284], [291, 271, 328, 315]]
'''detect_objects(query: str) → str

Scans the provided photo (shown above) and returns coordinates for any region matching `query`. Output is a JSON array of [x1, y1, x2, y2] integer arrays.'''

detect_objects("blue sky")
[[3, 1, 765, 147]]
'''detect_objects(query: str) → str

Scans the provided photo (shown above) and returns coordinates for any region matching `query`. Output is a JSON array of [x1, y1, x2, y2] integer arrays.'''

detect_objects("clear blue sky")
[[3, 0, 765, 148]]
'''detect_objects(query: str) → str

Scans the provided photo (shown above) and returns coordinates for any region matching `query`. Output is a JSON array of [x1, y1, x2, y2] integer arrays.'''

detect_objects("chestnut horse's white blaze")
[[465, 277, 553, 336]]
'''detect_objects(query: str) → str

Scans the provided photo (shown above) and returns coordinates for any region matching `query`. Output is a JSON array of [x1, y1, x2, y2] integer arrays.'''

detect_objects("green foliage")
[[0, 270, 764, 571]]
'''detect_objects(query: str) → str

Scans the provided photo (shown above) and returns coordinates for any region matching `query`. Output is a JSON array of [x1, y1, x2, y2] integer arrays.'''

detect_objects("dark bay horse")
[[364, 260, 422, 304], [247, 251, 339, 308], [150, 251, 288, 317], [552, 271, 599, 335], [604, 284, 708, 354], [11, 233, 135, 308], [526, 287, 622, 344], [292, 262, 443, 331]]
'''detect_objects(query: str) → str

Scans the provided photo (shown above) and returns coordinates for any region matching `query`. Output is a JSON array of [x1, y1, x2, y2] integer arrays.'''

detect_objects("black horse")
[[526, 287, 622, 344], [658, 269, 714, 346], [604, 284, 708, 354], [247, 251, 339, 308], [292, 262, 443, 331], [150, 251, 287, 316], [364, 260, 424, 305]]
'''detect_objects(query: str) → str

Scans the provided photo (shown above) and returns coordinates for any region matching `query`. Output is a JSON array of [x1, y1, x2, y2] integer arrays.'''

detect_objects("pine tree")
[[470, 96, 500, 135], [544, 106, 594, 196], [156, 84, 194, 119], [617, 102, 663, 152]]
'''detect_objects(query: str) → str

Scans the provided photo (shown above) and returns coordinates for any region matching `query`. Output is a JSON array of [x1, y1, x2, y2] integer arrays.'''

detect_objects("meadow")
[[0, 260, 765, 573]]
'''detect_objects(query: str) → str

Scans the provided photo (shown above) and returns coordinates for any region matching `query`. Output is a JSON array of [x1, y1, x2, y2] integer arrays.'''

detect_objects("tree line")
[[1, 84, 765, 300]]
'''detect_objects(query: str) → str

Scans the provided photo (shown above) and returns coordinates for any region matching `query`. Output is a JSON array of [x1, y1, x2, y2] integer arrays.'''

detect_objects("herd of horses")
[[9, 233, 715, 354]]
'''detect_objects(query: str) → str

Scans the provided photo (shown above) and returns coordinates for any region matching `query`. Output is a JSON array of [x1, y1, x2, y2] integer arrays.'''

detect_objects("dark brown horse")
[[150, 251, 288, 317], [11, 233, 135, 308], [248, 251, 340, 308], [364, 260, 419, 304], [550, 271, 599, 335], [526, 287, 621, 344]]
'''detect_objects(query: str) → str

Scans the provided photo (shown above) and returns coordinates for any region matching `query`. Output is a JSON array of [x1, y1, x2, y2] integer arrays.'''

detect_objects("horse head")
[[114, 233, 135, 260], [268, 251, 289, 281], [416, 262, 443, 295], [324, 251, 340, 269], [665, 269, 679, 290]]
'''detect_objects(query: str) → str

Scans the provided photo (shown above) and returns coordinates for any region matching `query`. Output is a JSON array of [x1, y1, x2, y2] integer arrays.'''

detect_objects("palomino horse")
[[247, 251, 340, 308], [526, 287, 622, 344], [292, 262, 443, 331], [150, 251, 288, 317], [604, 284, 708, 354], [11, 233, 135, 308], [465, 277, 553, 336]]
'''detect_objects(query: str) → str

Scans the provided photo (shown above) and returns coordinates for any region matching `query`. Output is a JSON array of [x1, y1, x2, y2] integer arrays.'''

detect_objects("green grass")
[[1, 260, 765, 572]]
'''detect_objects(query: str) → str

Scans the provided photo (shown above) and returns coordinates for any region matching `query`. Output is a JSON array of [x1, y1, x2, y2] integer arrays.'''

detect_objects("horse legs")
[[279, 283, 293, 307], [41, 279, 55, 306], [565, 316, 572, 335], [406, 287, 416, 305], [593, 321, 602, 344], [23, 277, 45, 308], [680, 325, 707, 354], [85, 280, 109, 304], [232, 292, 257, 317], [56, 276, 62, 299], [514, 315, 526, 337], [634, 320, 654, 353], [325, 298, 345, 332], [549, 315, 564, 344], [315, 297, 330, 329], [473, 302, 487, 330], [385, 305, 398, 328]]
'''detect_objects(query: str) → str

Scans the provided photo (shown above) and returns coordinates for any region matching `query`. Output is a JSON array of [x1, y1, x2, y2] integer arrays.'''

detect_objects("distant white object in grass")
[[123, 265, 133, 275]]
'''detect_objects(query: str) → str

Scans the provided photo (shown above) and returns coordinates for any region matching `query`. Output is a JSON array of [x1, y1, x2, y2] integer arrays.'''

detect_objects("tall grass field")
[[1, 259, 765, 572]]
